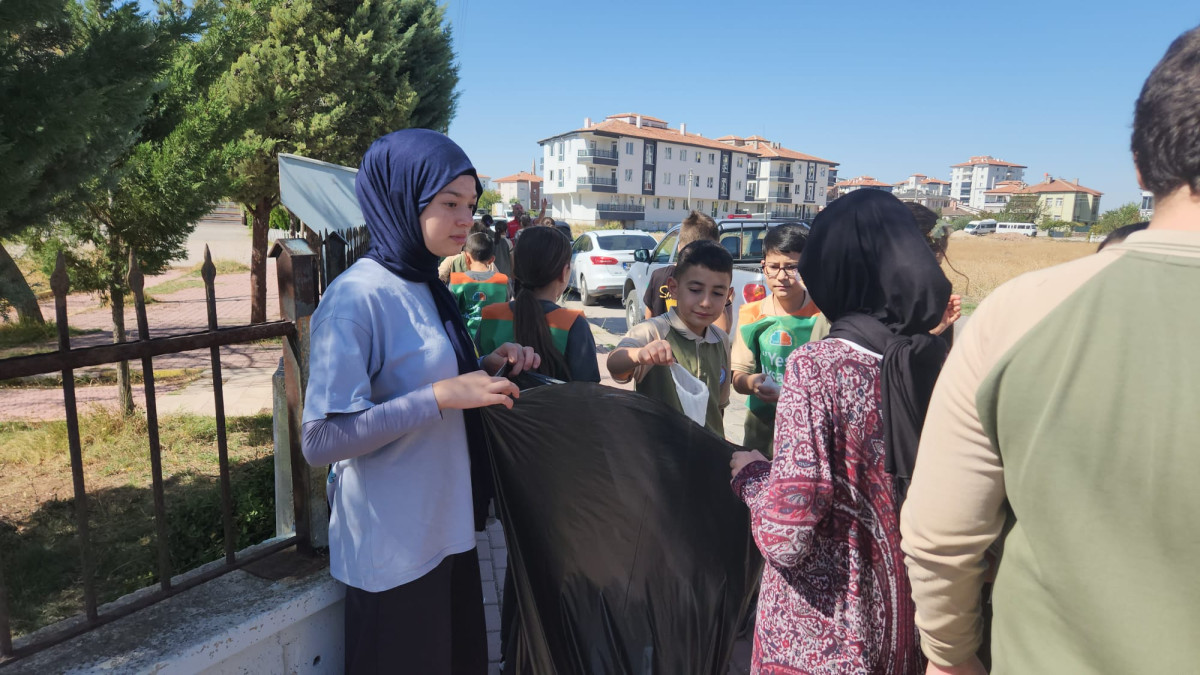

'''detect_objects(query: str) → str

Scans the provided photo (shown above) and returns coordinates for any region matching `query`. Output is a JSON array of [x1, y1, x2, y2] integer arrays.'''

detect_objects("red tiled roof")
[[836, 176, 892, 188], [951, 155, 1027, 168], [494, 171, 542, 184], [921, 178, 950, 184], [1020, 178, 1102, 196], [983, 181, 1027, 194], [605, 112, 667, 124], [747, 141, 838, 165]]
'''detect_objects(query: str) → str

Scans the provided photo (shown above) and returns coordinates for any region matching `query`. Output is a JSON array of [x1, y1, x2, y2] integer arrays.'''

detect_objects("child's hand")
[[433, 371, 521, 410], [751, 373, 780, 404], [730, 449, 769, 478], [482, 342, 541, 376], [931, 294, 962, 336], [635, 340, 674, 367]]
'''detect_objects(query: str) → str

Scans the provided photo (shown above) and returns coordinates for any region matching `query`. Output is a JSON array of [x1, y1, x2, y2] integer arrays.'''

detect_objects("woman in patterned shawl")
[[729, 190, 951, 674]]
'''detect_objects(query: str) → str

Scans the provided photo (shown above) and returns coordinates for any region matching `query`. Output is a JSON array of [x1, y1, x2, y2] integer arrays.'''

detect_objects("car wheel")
[[625, 291, 641, 328], [579, 276, 596, 306]]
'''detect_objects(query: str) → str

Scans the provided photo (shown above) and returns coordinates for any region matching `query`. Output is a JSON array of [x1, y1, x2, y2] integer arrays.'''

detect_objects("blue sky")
[[442, 0, 1199, 209]]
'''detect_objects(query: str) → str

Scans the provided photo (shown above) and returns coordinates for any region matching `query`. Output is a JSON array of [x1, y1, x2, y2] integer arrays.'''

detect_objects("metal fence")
[[0, 241, 324, 663]]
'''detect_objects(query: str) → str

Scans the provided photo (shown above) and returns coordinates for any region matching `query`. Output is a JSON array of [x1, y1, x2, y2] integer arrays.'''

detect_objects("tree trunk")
[[0, 240, 45, 323], [249, 196, 272, 324], [108, 247, 134, 415]]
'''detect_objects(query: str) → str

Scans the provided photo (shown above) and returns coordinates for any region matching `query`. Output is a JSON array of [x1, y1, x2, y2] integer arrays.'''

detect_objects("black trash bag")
[[480, 382, 760, 675]]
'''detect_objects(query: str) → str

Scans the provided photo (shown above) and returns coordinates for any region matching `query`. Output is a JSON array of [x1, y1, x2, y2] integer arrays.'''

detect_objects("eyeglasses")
[[761, 263, 799, 277]]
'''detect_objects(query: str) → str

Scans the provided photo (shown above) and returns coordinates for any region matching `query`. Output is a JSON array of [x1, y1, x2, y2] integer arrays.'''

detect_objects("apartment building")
[[494, 171, 542, 211], [833, 176, 894, 194], [949, 156, 1027, 209], [892, 174, 952, 210], [478, 175, 492, 192], [1022, 177, 1103, 225], [980, 180, 1027, 213], [1140, 189, 1155, 220], [538, 113, 837, 228]]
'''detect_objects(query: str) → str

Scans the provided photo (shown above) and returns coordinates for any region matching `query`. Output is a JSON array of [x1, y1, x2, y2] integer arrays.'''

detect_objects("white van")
[[996, 221, 1038, 237], [966, 219, 997, 235]]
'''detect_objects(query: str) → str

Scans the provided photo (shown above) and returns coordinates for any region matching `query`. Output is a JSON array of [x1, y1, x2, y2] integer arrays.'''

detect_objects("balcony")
[[769, 171, 794, 183], [577, 176, 618, 193], [744, 191, 760, 202], [746, 167, 758, 179], [596, 203, 646, 220], [768, 190, 792, 204], [578, 148, 619, 166]]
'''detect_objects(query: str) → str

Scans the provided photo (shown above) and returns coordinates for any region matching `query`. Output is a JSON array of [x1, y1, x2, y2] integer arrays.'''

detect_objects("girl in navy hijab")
[[302, 129, 539, 674]]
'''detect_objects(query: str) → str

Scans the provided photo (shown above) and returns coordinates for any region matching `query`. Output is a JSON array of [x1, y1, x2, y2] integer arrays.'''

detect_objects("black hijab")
[[355, 129, 493, 530], [798, 190, 951, 506]]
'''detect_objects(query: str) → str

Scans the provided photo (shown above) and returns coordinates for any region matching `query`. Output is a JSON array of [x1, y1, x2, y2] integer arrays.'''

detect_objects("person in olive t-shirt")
[[731, 224, 819, 457], [642, 211, 732, 333]]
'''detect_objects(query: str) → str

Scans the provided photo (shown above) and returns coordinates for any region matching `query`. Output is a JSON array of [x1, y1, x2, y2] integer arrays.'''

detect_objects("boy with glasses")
[[730, 224, 820, 456]]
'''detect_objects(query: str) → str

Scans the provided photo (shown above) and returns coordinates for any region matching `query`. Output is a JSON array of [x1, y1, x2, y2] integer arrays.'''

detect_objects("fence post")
[[269, 239, 327, 552]]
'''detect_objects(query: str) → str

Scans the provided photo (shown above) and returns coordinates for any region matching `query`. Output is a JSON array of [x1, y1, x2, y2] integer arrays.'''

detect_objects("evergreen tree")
[[0, 0, 173, 323], [217, 0, 459, 323]]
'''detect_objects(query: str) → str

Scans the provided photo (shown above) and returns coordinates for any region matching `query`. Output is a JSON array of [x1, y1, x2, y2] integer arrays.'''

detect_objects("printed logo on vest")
[[768, 330, 793, 347], [473, 291, 487, 302]]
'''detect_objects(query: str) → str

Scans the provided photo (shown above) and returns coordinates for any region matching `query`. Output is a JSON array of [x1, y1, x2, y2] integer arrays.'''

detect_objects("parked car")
[[966, 219, 997, 235], [623, 220, 808, 330], [568, 230, 658, 306]]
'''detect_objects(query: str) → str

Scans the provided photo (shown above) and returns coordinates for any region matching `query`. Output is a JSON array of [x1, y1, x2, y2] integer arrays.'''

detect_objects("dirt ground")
[[941, 234, 1095, 310]]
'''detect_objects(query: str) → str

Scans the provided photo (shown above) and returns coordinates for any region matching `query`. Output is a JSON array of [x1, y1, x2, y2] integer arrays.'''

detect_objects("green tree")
[[1092, 202, 1141, 234], [477, 189, 502, 215], [21, 1, 248, 412], [217, 0, 459, 323], [995, 193, 1046, 224], [0, 0, 178, 323]]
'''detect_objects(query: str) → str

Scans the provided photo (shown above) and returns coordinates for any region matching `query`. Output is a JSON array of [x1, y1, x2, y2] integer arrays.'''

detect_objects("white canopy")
[[277, 153, 362, 236]]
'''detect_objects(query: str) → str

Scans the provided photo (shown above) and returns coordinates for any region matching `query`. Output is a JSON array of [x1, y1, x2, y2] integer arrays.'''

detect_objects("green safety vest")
[[450, 271, 509, 337]]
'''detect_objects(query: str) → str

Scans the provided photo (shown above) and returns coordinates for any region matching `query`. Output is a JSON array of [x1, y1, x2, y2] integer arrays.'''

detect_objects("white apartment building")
[[539, 113, 837, 229], [1140, 189, 1155, 220], [494, 172, 542, 211], [949, 156, 1027, 209]]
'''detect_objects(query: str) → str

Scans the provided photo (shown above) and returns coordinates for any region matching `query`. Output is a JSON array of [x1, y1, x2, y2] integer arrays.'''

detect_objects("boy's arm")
[[730, 319, 758, 396], [608, 319, 669, 383]]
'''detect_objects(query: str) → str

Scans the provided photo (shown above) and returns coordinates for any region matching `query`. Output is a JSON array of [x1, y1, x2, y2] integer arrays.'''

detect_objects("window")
[[736, 180, 742, 190], [696, 201, 703, 212], [652, 230, 678, 263], [706, 177, 714, 188], [696, 152, 701, 163], [678, 174, 685, 185], [557, 142, 563, 160], [680, 150, 687, 161], [709, 153, 715, 164], [668, 199, 676, 210], [625, 142, 634, 155], [664, 172, 671, 184], [643, 170, 653, 190], [665, 147, 673, 160], [654, 198, 661, 209], [683, 200, 689, 210], [711, 202, 718, 217], [694, 175, 700, 187], [625, 169, 633, 181], [737, 157, 743, 168], [1056, 197, 1064, 207]]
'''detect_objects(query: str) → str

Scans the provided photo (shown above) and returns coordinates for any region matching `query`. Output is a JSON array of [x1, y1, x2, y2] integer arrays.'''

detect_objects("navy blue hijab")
[[356, 129, 492, 529], [799, 189, 951, 507]]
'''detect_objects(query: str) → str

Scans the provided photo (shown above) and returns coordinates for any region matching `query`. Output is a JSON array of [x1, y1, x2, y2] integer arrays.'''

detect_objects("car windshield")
[[596, 234, 656, 251]]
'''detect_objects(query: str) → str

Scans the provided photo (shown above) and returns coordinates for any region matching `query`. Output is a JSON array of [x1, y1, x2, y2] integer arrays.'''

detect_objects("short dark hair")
[[764, 223, 808, 256], [1132, 25, 1200, 198], [679, 211, 719, 248], [673, 239, 733, 280], [906, 202, 948, 260], [465, 232, 495, 262], [481, 214, 494, 226], [1097, 221, 1150, 251]]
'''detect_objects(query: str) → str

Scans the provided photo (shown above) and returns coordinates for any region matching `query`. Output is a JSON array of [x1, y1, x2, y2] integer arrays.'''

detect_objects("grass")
[[145, 259, 249, 296], [0, 321, 101, 349], [0, 409, 276, 637], [941, 235, 1095, 313]]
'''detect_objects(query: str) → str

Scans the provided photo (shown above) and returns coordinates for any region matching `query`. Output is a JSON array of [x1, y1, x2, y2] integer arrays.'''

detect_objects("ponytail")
[[511, 227, 573, 381]]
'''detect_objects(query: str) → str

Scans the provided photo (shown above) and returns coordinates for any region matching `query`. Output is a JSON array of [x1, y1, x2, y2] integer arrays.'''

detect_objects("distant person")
[[730, 223, 820, 457], [301, 129, 539, 675], [480, 214, 513, 277], [609, 240, 734, 437], [438, 220, 492, 283], [506, 199, 547, 240], [642, 211, 732, 333], [902, 25, 1200, 675], [448, 232, 509, 337], [1097, 221, 1150, 251], [730, 190, 949, 673]]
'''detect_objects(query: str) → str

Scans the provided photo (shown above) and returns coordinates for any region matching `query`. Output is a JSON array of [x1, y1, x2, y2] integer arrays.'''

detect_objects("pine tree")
[[0, 0, 173, 323], [217, 0, 459, 323]]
